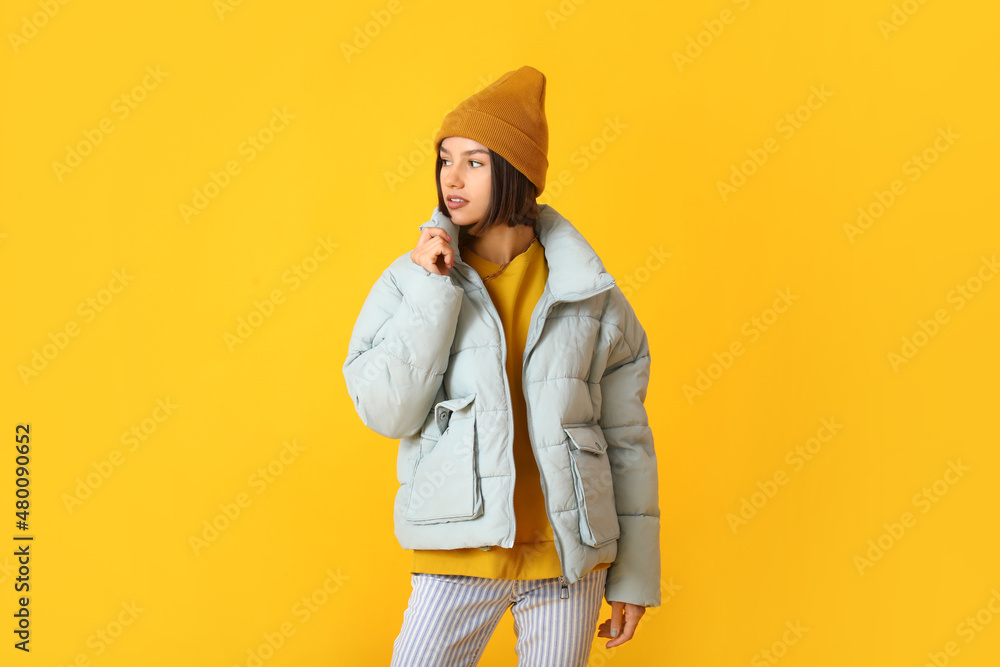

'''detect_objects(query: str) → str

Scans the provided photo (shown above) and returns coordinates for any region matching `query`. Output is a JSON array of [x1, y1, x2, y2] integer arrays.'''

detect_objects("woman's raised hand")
[[410, 228, 454, 276]]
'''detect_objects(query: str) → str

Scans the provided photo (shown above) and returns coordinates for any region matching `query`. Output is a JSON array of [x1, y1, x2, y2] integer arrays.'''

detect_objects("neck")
[[464, 223, 536, 265]]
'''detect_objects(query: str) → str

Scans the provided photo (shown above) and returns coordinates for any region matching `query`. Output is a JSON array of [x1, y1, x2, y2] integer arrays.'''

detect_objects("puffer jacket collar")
[[418, 204, 615, 299]]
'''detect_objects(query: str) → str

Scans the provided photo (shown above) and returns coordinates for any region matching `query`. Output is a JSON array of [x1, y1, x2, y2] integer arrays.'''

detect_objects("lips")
[[446, 195, 469, 210]]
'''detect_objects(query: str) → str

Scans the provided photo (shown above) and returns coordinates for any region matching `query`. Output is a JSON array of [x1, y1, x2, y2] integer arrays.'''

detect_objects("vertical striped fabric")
[[390, 568, 608, 666]]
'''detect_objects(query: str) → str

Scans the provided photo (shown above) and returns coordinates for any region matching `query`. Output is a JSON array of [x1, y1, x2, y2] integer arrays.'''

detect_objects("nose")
[[442, 163, 462, 189]]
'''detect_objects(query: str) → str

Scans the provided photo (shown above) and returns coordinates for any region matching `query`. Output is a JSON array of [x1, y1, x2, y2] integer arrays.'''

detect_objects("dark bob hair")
[[435, 146, 539, 242]]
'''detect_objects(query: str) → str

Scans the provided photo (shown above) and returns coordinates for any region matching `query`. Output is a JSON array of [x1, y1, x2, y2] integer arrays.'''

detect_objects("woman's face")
[[439, 136, 491, 226]]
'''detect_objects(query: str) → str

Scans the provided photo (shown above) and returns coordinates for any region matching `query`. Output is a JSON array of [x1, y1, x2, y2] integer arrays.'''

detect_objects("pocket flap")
[[563, 425, 608, 454], [435, 392, 477, 416], [434, 393, 476, 434]]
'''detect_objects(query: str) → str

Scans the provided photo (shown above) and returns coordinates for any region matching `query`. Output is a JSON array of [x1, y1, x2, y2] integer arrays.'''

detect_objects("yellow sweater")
[[410, 236, 610, 580]]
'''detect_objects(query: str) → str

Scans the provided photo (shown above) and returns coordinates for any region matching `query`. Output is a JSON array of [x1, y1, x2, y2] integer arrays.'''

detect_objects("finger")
[[434, 243, 453, 270], [606, 604, 645, 647], [610, 602, 624, 637], [420, 233, 453, 264], [414, 240, 453, 274], [605, 602, 624, 647], [624, 603, 645, 620], [618, 611, 641, 644], [422, 227, 453, 244]]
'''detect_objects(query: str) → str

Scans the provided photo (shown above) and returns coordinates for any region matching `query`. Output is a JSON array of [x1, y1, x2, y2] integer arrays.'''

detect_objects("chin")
[[452, 212, 482, 228]]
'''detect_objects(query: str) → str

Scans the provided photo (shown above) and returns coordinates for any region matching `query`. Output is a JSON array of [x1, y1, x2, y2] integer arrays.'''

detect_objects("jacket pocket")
[[563, 424, 621, 547], [404, 393, 482, 524]]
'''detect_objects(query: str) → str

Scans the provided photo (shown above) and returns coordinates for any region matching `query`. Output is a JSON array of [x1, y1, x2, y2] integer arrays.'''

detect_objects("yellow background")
[[2, 0, 998, 665]]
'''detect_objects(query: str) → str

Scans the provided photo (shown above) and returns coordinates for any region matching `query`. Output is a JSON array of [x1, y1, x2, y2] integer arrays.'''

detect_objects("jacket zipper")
[[453, 248, 617, 590], [523, 281, 616, 598], [452, 259, 518, 549]]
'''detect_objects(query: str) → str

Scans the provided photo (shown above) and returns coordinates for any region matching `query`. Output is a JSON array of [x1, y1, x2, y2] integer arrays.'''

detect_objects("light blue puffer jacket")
[[343, 204, 661, 607]]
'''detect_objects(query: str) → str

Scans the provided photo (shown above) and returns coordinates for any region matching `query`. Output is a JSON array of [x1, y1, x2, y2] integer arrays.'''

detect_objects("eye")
[[440, 157, 452, 166], [470, 160, 483, 168]]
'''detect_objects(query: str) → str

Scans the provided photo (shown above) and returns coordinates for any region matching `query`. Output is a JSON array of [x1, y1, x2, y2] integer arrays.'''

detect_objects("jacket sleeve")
[[598, 287, 662, 607], [343, 259, 465, 440]]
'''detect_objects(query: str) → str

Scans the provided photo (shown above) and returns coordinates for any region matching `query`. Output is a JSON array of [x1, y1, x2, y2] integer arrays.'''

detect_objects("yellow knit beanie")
[[434, 66, 549, 197]]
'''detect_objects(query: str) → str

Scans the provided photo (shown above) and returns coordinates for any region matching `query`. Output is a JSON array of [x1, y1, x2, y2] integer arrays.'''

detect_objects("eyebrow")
[[440, 147, 489, 156]]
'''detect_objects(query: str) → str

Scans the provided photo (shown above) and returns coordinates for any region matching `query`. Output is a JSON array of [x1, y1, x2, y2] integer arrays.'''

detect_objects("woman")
[[343, 66, 660, 666]]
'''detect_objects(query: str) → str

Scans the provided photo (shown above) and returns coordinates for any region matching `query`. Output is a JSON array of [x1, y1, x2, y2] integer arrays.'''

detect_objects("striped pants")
[[390, 567, 608, 667]]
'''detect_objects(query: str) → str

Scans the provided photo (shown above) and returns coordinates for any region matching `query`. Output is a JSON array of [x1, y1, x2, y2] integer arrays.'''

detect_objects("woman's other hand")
[[598, 600, 646, 648], [411, 228, 454, 276]]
